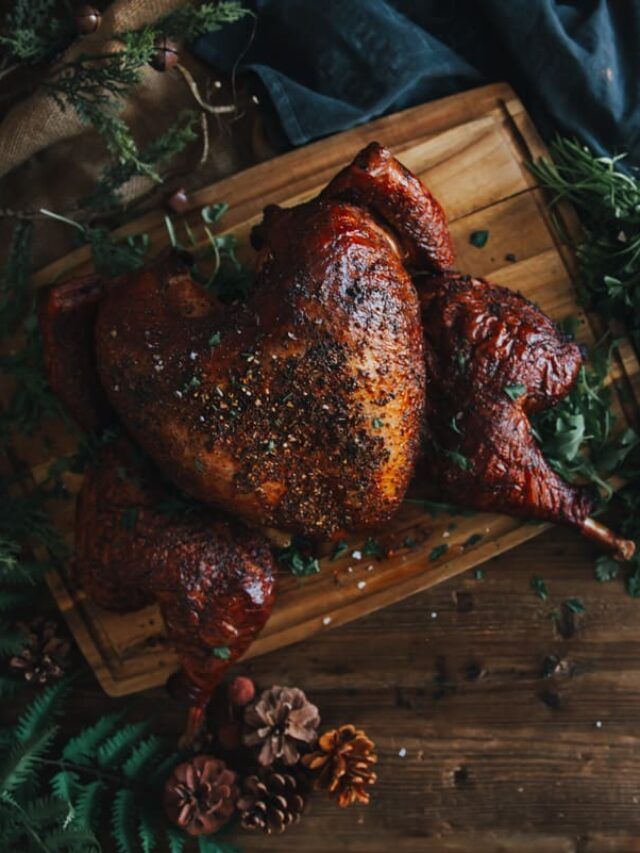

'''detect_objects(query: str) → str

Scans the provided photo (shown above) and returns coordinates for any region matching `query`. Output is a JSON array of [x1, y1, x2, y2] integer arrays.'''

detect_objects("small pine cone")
[[163, 755, 238, 837], [238, 770, 305, 834], [302, 724, 378, 807], [9, 618, 71, 685], [243, 685, 320, 766]]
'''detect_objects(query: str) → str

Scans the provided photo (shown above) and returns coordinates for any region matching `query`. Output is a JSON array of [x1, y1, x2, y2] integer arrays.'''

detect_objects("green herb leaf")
[[372, 418, 384, 429], [504, 383, 526, 400], [469, 230, 489, 248], [429, 544, 449, 562], [277, 536, 321, 577], [465, 534, 483, 547], [473, 568, 485, 580], [331, 540, 349, 561], [444, 449, 470, 471], [564, 597, 585, 614], [210, 646, 231, 660], [208, 331, 221, 347], [594, 555, 620, 582], [363, 537, 382, 557], [531, 575, 549, 600]]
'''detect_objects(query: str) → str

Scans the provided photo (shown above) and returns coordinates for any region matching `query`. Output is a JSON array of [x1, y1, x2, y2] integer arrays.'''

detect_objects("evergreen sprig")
[[0, 684, 188, 852], [0, 0, 74, 66], [531, 138, 640, 591]]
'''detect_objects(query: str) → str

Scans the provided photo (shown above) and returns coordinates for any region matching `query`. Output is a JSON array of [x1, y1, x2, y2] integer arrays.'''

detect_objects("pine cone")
[[238, 770, 305, 834], [9, 617, 71, 684], [302, 724, 378, 807], [243, 685, 320, 766], [163, 755, 238, 837]]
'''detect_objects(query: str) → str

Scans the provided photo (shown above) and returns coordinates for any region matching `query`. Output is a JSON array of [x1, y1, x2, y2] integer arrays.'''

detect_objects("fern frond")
[[62, 712, 123, 765], [50, 770, 80, 826], [166, 825, 186, 853], [138, 802, 159, 853], [0, 725, 58, 795], [147, 751, 183, 790], [122, 735, 164, 781], [21, 794, 69, 829], [112, 788, 136, 853], [73, 780, 104, 829], [97, 721, 149, 770], [15, 679, 69, 744], [43, 824, 101, 852]]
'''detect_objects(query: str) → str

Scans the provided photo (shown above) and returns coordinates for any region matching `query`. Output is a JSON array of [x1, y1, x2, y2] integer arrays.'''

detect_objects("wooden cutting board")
[[7, 82, 640, 697]]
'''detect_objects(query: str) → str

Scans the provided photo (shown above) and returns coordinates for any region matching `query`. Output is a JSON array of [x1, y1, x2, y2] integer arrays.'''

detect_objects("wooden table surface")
[[31, 523, 639, 853], [4, 70, 640, 851]]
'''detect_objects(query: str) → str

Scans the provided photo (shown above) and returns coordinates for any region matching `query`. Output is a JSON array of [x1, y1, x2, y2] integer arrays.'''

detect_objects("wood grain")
[[3, 83, 638, 701]]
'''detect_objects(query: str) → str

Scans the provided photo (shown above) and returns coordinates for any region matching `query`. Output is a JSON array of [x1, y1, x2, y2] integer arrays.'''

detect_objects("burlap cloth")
[[0, 0, 274, 270]]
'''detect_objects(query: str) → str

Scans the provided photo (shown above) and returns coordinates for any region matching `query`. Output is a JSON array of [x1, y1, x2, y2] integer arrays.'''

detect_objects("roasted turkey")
[[39, 143, 633, 739]]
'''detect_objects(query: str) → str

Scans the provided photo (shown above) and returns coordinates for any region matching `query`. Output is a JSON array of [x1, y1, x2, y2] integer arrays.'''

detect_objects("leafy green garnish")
[[504, 383, 526, 400], [331, 540, 349, 561], [473, 568, 485, 580], [469, 230, 489, 248], [594, 555, 620, 582], [211, 646, 231, 660], [465, 534, 483, 547], [363, 537, 383, 557], [444, 449, 470, 471], [277, 536, 321, 577], [429, 544, 449, 562], [564, 597, 585, 614], [531, 576, 549, 600]]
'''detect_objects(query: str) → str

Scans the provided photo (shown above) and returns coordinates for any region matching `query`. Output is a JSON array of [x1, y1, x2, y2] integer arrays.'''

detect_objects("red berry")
[[228, 675, 255, 707]]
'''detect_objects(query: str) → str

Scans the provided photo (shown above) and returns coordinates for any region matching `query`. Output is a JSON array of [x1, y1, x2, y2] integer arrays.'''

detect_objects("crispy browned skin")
[[75, 439, 276, 719], [419, 272, 598, 524], [95, 147, 433, 539], [38, 274, 114, 431]]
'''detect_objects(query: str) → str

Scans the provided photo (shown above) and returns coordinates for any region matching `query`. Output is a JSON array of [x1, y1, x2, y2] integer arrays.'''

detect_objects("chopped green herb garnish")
[[564, 597, 585, 614], [211, 646, 231, 659], [277, 536, 321, 577], [444, 450, 470, 471], [505, 253, 517, 263], [363, 537, 382, 557], [473, 568, 485, 580], [429, 544, 449, 562], [208, 331, 221, 347], [470, 229, 489, 248], [331, 540, 349, 561], [594, 555, 620, 582], [531, 575, 548, 600], [372, 418, 384, 429], [465, 533, 483, 547], [404, 536, 417, 548], [194, 457, 204, 473], [504, 383, 526, 400], [450, 415, 463, 435], [456, 352, 468, 371]]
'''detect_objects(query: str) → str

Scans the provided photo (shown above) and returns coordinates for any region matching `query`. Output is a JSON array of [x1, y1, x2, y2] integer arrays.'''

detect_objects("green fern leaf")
[[73, 779, 105, 830], [122, 735, 164, 781], [98, 721, 149, 769], [166, 825, 186, 853], [51, 769, 80, 826], [21, 794, 69, 829], [147, 751, 183, 790], [43, 824, 101, 852], [138, 802, 159, 853], [62, 711, 123, 765], [112, 788, 137, 853], [15, 679, 69, 744], [0, 725, 58, 795]]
